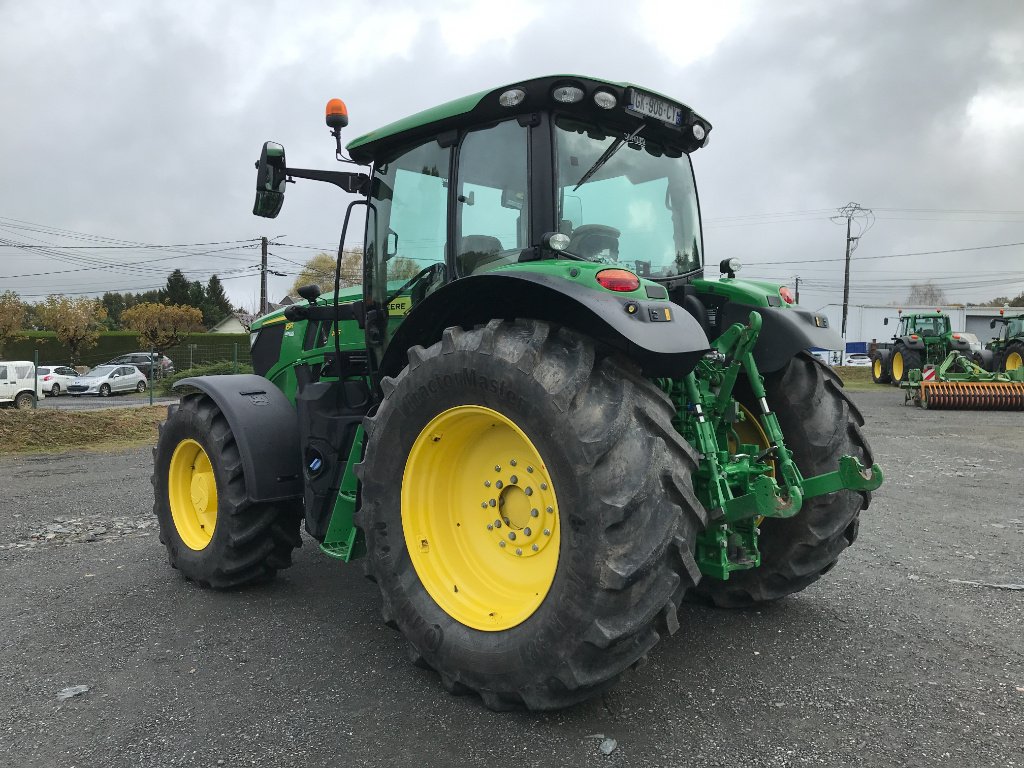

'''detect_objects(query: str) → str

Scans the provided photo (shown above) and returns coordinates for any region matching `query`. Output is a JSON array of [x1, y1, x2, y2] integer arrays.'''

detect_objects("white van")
[[0, 361, 46, 409]]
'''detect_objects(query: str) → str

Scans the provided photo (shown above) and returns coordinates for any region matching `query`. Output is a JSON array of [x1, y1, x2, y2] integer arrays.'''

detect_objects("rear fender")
[[378, 271, 711, 379], [898, 336, 926, 351], [172, 374, 302, 503]]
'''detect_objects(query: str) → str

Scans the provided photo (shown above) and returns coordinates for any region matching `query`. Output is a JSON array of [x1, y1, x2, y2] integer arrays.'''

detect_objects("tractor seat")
[[566, 224, 620, 261], [458, 235, 504, 275]]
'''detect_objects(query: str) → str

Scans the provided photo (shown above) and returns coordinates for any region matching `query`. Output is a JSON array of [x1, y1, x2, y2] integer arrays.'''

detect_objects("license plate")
[[626, 89, 683, 126]]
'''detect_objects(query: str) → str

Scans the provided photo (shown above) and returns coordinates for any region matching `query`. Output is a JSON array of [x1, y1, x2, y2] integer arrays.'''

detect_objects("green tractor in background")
[[870, 310, 976, 384], [152, 75, 882, 710], [985, 311, 1024, 373]]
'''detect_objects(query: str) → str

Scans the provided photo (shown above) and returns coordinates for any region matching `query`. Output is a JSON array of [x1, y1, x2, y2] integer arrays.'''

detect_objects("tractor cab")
[[898, 312, 950, 340], [254, 75, 712, 377]]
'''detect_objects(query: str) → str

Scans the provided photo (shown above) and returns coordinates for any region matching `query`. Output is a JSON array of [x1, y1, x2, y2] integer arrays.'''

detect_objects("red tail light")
[[910, 334, 919, 340], [595, 268, 640, 292], [779, 286, 795, 304], [42, 375, 53, 381]]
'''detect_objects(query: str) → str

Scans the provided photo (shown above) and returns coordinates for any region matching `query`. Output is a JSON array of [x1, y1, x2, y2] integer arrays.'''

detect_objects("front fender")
[[378, 271, 711, 379], [719, 303, 843, 373], [173, 374, 302, 503]]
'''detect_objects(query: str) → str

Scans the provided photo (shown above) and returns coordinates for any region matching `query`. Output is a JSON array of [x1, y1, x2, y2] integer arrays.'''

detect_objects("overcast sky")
[[1, 0, 1022, 315]]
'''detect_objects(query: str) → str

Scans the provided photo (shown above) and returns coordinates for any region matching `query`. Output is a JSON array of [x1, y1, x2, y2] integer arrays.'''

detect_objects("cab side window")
[[455, 120, 530, 276]]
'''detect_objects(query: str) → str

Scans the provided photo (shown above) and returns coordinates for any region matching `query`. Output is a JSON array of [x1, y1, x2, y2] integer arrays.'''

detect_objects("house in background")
[[209, 312, 255, 334]]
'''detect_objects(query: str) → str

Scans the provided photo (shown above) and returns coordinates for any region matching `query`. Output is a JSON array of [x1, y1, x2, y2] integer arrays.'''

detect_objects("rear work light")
[[596, 269, 640, 292], [779, 286, 795, 304]]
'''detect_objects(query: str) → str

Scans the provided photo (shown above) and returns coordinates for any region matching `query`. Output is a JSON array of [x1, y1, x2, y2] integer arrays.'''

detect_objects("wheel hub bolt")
[[508, 532, 517, 541], [540, 482, 548, 490], [523, 527, 532, 537], [515, 548, 522, 556], [546, 506, 553, 514], [510, 459, 517, 466], [499, 541, 506, 548], [530, 508, 539, 518], [509, 475, 518, 484], [524, 487, 533, 496], [495, 480, 503, 489], [484, 480, 491, 487], [543, 528, 551, 536], [503, 517, 510, 525], [486, 523, 493, 531], [532, 544, 539, 552], [480, 502, 487, 508], [488, 499, 496, 507], [494, 465, 501, 472], [527, 466, 534, 473], [495, 520, 502, 528]]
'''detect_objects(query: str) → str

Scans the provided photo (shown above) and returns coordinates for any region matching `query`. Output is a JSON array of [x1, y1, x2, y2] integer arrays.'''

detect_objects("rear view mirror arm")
[[285, 167, 370, 195]]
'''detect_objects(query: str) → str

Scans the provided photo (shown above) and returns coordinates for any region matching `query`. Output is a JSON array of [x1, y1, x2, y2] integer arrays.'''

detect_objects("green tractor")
[[870, 310, 975, 384], [152, 75, 882, 710], [986, 312, 1024, 373]]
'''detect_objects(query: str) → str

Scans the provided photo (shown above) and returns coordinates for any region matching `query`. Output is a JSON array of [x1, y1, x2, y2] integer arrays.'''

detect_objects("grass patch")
[[833, 366, 889, 391], [0, 406, 167, 455]]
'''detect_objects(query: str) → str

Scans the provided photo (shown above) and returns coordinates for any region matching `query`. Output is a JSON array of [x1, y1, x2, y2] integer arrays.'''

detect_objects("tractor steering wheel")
[[385, 262, 446, 309]]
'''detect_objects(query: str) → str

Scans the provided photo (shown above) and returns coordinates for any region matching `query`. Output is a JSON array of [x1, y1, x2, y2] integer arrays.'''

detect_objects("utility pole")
[[794, 275, 800, 304], [831, 202, 874, 339], [260, 236, 268, 315]]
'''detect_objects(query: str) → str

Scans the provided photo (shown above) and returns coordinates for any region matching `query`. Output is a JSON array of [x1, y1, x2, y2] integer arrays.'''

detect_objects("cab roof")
[[346, 74, 711, 165]]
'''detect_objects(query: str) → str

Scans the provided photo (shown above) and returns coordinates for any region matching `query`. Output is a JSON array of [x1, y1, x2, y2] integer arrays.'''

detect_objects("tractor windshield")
[[554, 116, 702, 279]]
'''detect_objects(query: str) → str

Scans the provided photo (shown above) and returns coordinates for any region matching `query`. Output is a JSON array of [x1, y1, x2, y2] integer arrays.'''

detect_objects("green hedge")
[[155, 361, 255, 395], [2, 331, 251, 370]]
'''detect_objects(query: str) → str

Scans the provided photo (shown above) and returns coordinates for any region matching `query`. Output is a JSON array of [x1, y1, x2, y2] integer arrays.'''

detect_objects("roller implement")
[[901, 351, 1024, 410], [152, 75, 883, 710]]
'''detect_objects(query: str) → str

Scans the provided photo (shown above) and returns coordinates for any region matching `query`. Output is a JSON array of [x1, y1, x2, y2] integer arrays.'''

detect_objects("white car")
[[67, 365, 148, 397], [37, 365, 79, 396], [0, 360, 47, 408], [843, 353, 872, 367]]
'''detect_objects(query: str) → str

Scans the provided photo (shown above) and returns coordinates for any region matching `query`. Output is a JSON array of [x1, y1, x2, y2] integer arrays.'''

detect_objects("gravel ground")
[[0, 390, 1021, 768]]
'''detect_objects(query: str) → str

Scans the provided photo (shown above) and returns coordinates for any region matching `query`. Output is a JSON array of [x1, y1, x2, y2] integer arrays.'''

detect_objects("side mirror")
[[990, 319, 997, 329], [883, 318, 889, 326], [297, 284, 322, 303], [385, 229, 399, 260], [253, 141, 288, 218]]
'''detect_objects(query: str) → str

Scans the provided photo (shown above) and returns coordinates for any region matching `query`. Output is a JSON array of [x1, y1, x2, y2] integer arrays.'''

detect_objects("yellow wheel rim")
[[892, 352, 905, 381], [1007, 352, 1023, 371], [402, 405, 560, 631], [168, 438, 218, 550], [873, 359, 882, 379]]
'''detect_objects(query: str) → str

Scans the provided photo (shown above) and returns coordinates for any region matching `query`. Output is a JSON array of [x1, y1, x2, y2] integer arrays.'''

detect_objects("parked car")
[[0, 360, 46, 408], [843, 353, 872, 367], [100, 352, 175, 379], [37, 364, 79, 396], [68, 365, 148, 397]]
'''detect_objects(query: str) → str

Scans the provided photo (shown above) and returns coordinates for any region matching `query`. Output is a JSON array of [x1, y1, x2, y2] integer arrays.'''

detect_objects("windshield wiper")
[[572, 125, 645, 191]]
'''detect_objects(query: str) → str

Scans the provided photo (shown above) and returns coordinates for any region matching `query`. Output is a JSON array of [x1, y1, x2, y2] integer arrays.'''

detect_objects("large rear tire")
[[889, 345, 920, 384], [356, 319, 706, 710], [152, 393, 302, 589], [1002, 341, 1024, 373], [691, 352, 873, 607]]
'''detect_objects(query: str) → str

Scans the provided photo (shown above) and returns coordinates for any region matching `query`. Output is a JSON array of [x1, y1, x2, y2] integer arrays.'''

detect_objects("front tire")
[[152, 394, 302, 588], [137, 380, 147, 393], [870, 353, 891, 384], [14, 392, 34, 409], [99, 384, 111, 397], [692, 352, 873, 607], [356, 320, 705, 710]]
